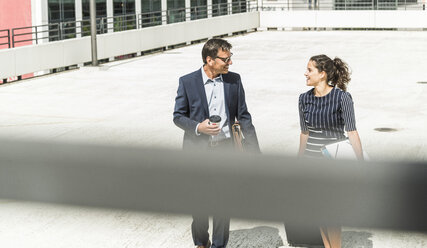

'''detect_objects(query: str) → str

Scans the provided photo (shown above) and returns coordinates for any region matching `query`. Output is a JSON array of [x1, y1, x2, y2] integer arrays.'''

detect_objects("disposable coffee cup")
[[209, 115, 221, 126], [209, 115, 221, 147]]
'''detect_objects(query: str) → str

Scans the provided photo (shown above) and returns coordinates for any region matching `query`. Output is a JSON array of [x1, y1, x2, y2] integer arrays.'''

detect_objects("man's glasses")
[[214, 53, 233, 63]]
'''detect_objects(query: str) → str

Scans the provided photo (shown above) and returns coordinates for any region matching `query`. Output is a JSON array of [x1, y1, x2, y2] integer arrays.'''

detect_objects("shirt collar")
[[201, 66, 223, 85]]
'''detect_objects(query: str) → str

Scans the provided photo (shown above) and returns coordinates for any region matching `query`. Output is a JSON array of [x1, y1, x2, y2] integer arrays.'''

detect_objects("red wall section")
[[0, 0, 33, 81], [0, 0, 33, 48]]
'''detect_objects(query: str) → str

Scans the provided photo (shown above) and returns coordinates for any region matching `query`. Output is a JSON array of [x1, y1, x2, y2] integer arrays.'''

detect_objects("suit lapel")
[[194, 70, 209, 116], [223, 75, 231, 121]]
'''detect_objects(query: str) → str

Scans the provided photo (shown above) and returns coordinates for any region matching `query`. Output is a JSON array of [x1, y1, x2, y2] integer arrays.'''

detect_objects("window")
[[141, 0, 162, 27], [113, 0, 137, 31], [167, 0, 185, 24], [191, 0, 207, 20], [48, 0, 76, 40], [82, 0, 107, 35], [212, 0, 227, 17], [232, 0, 246, 14]]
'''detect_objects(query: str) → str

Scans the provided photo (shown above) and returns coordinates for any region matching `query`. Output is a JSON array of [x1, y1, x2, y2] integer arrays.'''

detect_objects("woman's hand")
[[298, 131, 309, 157], [347, 130, 364, 161]]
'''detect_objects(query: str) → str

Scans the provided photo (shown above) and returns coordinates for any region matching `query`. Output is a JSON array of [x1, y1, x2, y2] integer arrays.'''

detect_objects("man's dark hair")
[[202, 38, 232, 64]]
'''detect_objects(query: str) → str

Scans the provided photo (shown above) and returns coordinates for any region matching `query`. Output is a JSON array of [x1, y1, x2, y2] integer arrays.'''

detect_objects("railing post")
[[8, 30, 11, 48], [101, 18, 105, 33], [12, 29, 15, 48], [59, 22, 63, 40], [35, 26, 38, 45]]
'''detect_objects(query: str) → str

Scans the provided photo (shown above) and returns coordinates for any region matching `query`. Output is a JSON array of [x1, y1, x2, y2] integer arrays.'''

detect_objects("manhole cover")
[[374, 127, 398, 132], [417, 81, 427, 84]]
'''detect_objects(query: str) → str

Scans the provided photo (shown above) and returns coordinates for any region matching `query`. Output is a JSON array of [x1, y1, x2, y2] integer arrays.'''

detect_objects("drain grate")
[[374, 127, 398, 132], [417, 81, 427, 84]]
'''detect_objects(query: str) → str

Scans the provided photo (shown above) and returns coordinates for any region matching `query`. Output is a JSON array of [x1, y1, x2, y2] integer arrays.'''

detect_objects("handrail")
[[0, 29, 11, 48], [260, 0, 424, 11], [2, 0, 426, 49], [5, 1, 251, 48]]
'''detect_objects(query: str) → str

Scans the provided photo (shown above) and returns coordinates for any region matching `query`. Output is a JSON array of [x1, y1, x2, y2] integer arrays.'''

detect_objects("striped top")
[[299, 87, 357, 157]]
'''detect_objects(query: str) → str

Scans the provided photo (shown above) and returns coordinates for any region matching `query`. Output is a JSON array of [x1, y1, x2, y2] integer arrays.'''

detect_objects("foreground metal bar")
[[0, 139, 425, 231]]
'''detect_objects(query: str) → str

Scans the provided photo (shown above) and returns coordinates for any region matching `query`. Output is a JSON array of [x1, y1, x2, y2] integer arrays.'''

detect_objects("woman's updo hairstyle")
[[310, 54, 351, 91]]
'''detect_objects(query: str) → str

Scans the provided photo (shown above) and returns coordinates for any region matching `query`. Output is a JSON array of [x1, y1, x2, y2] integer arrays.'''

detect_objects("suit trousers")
[[192, 138, 233, 248], [192, 215, 230, 248]]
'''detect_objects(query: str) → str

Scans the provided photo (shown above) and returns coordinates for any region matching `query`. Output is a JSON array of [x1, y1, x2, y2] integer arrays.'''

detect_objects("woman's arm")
[[298, 131, 309, 157], [347, 130, 364, 161]]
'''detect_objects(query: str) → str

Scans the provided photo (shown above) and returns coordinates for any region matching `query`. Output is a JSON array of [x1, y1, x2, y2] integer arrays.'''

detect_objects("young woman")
[[298, 54, 364, 248]]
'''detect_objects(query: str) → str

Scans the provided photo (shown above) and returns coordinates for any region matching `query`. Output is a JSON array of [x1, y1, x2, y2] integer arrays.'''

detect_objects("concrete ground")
[[0, 31, 426, 247]]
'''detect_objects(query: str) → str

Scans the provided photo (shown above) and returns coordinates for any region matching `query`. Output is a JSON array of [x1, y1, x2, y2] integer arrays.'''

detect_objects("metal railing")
[[139, 10, 163, 27], [5, 1, 250, 48], [11, 19, 110, 47], [3, 0, 426, 49], [0, 29, 11, 49], [260, 0, 425, 11]]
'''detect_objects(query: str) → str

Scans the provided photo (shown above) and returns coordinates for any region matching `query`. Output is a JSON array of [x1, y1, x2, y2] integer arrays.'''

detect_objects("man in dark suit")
[[173, 38, 260, 248]]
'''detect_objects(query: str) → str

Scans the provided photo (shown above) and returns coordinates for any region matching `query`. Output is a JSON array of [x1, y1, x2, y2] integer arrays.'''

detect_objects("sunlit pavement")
[[0, 31, 426, 247]]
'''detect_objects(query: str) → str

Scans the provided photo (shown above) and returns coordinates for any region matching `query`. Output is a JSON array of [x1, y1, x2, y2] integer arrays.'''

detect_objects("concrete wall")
[[2, 9, 427, 79], [0, 12, 259, 79], [260, 11, 427, 29]]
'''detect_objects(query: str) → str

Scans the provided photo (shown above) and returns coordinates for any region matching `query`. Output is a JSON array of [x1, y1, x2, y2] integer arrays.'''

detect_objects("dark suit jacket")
[[173, 69, 260, 153]]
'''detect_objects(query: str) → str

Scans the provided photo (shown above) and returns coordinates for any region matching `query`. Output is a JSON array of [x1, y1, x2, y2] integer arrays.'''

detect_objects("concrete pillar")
[[185, 0, 191, 44], [207, 0, 212, 18], [107, 0, 114, 61], [135, 0, 142, 55], [136, 0, 142, 28], [227, 0, 232, 36], [75, 0, 83, 38], [75, 0, 83, 67], [32, 0, 50, 77], [107, 0, 114, 32], [161, 0, 167, 25], [185, 0, 191, 21], [227, 0, 232, 14], [31, 0, 49, 43]]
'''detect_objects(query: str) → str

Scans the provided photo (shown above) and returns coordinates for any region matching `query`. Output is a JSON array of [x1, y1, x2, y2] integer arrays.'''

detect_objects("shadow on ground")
[[228, 226, 284, 248], [342, 231, 373, 248]]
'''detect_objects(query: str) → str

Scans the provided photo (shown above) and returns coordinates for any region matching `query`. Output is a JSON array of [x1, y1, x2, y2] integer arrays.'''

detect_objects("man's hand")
[[197, 119, 221, 136]]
